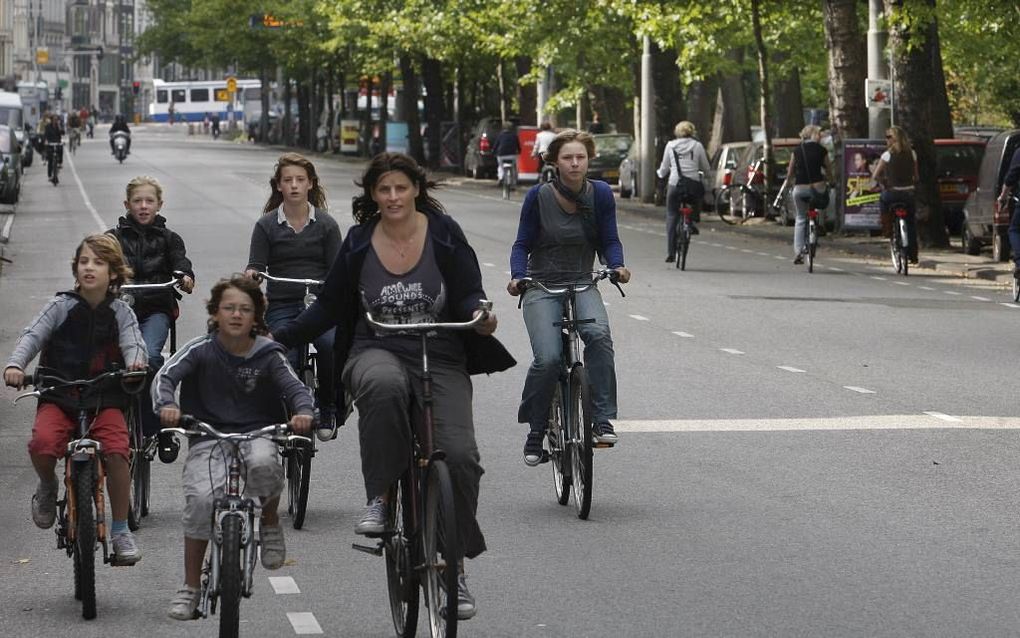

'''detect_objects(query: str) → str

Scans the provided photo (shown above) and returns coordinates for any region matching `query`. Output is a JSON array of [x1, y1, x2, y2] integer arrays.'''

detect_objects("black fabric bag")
[[810, 186, 830, 210]]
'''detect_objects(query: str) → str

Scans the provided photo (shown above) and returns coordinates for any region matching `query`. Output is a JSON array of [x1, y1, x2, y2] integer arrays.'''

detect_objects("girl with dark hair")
[[245, 153, 341, 441], [273, 152, 515, 620]]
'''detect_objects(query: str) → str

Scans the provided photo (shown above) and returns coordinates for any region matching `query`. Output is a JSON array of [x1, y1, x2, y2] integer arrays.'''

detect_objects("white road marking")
[[720, 348, 744, 355], [827, 266, 844, 272], [971, 295, 991, 302], [919, 286, 935, 291], [944, 290, 962, 296], [844, 386, 876, 394], [756, 252, 769, 256], [482, 262, 495, 268], [672, 331, 695, 338], [269, 576, 301, 594], [613, 415, 1020, 432], [740, 248, 753, 253], [287, 612, 323, 634], [67, 153, 106, 232], [1000, 303, 1020, 309], [870, 276, 887, 281], [1, 213, 13, 241], [774, 255, 785, 260], [777, 366, 806, 373], [892, 281, 910, 286], [725, 245, 737, 250], [923, 411, 962, 423], [629, 314, 649, 321]]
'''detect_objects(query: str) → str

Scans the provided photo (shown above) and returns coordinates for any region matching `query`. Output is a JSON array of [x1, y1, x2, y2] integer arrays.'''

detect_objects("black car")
[[0, 124, 22, 204], [588, 134, 633, 184]]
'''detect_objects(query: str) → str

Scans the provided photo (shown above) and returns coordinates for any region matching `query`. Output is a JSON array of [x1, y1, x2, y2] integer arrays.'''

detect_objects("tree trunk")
[[823, 0, 867, 139], [884, 0, 948, 248], [928, 15, 953, 138], [515, 56, 536, 126], [652, 42, 683, 157], [751, 0, 774, 198], [686, 76, 719, 152], [714, 49, 753, 147], [422, 56, 444, 169], [772, 60, 803, 138], [398, 56, 423, 162]]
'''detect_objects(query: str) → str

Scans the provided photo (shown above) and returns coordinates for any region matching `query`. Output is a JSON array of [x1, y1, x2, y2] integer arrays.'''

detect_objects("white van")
[[0, 91, 24, 131]]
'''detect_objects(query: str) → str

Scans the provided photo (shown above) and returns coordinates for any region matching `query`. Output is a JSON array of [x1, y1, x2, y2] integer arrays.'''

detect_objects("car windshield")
[[594, 135, 632, 155], [935, 144, 983, 176]]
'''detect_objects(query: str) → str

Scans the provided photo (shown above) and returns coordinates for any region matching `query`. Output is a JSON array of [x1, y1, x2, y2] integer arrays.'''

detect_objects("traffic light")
[[132, 81, 140, 95], [54, 86, 62, 101]]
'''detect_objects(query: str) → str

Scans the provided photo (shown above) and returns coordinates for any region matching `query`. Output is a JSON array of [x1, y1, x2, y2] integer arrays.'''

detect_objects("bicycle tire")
[[679, 223, 691, 271], [385, 475, 420, 637], [807, 221, 816, 274], [569, 366, 594, 520], [546, 382, 570, 506], [902, 250, 909, 276], [127, 401, 145, 530], [1013, 275, 1019, 302], [890, 235, 902, 274], [287, 441, 312, 530], [423, 459, 459, 638], [219, 515, 243, 638], [73, 461, 97, 620], [501, 174, 510, 200], [715, 186, 742, 225]]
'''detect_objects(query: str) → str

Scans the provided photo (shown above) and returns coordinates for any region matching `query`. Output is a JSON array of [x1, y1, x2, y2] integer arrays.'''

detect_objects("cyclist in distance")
[[108, 175, 195, 462], [533, 121, 557, 176], [272, 152, 515, 620], [154, 275, 314, 621], [507, 129, 630, 465], [109, 114, 131, 155], [780, 124, 832, 264], [3, 234, 147, 564], [492, 121, 521, 186], [43, 113, 63, 164], [656, 121, 710, 261], [872, 125, 920, 264], [998, 145, 1020, 275], [245, 153, 341, 441]]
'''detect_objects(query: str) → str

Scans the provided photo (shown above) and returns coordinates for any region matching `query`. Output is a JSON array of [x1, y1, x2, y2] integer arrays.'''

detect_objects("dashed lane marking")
[[870, 276, 887, 281], [923, 411, 963, 423], [629, 314, 650, 321], [777, 366, 806, 373], [919, 286, 935, 290], [672, 331, 694, 338], [971, 295, 991, 302], [892, 281, 910, 286], [287, 612, 323, 634], [482, 262, 495, 267], [720, 348, 745, 355], [827, 266, 845, 272], [844, 386, 876, 394], [269, 577, 301, 594], [944, 291, 962, 296], [613, 415, 1020, 432], [1000, 303, 1020, 309]]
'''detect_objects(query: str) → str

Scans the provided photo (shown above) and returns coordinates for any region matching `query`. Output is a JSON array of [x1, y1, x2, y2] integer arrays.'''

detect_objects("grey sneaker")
[[456, 573, 477, 620], [355, 496, 387, 535], [168, 585, 200, 621], [111, 531, 142, 565], [31, 479, 58, 529], [523, 431, 544, 467], [593, 421, 618, 444], [260, 523, 286, 569]]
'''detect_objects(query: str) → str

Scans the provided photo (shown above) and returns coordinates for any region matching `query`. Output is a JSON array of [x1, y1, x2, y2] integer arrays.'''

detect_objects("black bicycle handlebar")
[[12, 368, 148, 403], [160, 415, 311, 446]]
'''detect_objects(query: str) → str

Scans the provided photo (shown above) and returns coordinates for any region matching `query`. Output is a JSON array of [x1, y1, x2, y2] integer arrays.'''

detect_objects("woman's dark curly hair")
[[351, 152, 445, 224], [205, 275, 269, 337]]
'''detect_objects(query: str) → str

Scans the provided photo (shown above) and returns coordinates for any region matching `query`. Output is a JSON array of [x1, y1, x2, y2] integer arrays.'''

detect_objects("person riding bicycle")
[[533, 121, 557, 175], [67, 111, 81, 139], [507, 129, 631, 465], [153, 275, 314, 621], [109, 114, 131, 155], [272, 152, 514, 620], [492, 121, 521, 187], [657, 121, 710, 260], [3, 234, 147, 565], [107, 176, 196, 463], [998, 146, 1020, 275], [780, 124, 833, 264], [43, 113, 63, 164], [872, 126, 920, 264], [245, 153, 341, 442]]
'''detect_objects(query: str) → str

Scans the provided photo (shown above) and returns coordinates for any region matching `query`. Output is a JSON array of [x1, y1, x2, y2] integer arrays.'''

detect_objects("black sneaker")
[[665, 255, 676, 263], [523, 431, 544, 466], [593, 421, 618, 444], [793, 254, 804, 265], [157, 431, 180, 464]]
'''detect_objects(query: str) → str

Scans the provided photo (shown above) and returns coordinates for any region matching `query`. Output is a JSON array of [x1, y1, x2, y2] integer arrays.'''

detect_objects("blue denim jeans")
[[791, 185, 815, 256], [518, 286, 617, 430], [138, 312, 172, 436], [265, 301, 336, 408]]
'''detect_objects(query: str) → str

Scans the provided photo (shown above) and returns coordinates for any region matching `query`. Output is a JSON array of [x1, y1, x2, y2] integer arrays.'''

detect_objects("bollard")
[[187, 123, 194, 135]]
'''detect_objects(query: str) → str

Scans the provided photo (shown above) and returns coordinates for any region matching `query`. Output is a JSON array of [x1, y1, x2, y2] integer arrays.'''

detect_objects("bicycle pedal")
[[352, 542, 384, 556], [593, 441, 616, 449]]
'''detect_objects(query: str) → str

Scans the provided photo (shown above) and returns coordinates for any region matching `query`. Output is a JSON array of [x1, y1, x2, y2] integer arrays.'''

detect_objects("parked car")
[[707, 141, 750, 207], [954, 126, 1005, 142], [0, 124, 22, 204], [960, 129, 1020, 260], [464, 116, 514, 180], [588, 133, 633, 184], [732, 137, 837, 227], [934, 138, 985, 236], [15, 127, 32, 167]]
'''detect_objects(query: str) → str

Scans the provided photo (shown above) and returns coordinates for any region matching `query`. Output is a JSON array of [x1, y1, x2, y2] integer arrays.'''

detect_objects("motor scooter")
[[111, 132, 130, 163]]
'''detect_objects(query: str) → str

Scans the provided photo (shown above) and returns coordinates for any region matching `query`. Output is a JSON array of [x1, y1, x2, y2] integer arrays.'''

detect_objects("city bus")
[[148, 79, 260, 123]]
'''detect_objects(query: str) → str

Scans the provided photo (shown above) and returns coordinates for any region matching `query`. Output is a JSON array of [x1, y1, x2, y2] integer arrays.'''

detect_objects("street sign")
[[35, 48, 48, 64], [227, 77, 237, 94], [865, 78, 892, 109]]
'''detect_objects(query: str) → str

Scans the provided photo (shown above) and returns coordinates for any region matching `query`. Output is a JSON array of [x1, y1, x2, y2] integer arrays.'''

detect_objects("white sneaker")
[[111, 531, 142, 565], [354, 496, 387, 535], [168, 585, 200, 621]]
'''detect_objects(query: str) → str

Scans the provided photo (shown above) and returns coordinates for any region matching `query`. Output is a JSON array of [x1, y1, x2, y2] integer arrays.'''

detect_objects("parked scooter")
[[111, 131, 130, 163]]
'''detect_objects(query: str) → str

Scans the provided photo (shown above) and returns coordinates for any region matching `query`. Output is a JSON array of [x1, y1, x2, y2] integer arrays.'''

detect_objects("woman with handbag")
[[783, 125, 833, 264], [656, 121, 711, 262]]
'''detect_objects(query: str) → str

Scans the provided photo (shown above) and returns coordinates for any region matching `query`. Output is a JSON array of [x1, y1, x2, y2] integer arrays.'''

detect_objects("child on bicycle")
[[3, 234, 147, 565], [108, 175, 195, 463], [152, 275, 313, 621]]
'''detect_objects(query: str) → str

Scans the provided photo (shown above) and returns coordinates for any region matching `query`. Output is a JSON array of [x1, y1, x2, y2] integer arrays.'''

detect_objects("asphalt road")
[[1, 125, 1019, 638]]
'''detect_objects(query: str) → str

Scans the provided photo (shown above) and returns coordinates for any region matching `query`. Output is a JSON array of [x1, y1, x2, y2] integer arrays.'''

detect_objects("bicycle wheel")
[[422, 459, 459, 638], [385, 475, 420, 637], [715, 186, 742, 225], [890, 236, 902, 274], [219, 515, 243, 638], [568, 366, 594, 520], [127, 402, 146, 530], [807, 222, 817, 274], [1012, 275, 1019, 302], [501, 174, 510, 200], [286, 441, 312, 530], [679, 224, 691, 271], [545, 382, 570, 506], [73, 461, 97, 620]]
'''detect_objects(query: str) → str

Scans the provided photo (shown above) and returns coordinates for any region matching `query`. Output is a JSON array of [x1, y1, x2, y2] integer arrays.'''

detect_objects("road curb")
[[0, 211, 12, 277]]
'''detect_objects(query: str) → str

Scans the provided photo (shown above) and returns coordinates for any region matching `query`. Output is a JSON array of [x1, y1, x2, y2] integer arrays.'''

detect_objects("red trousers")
[[28, 403, 130, 460]]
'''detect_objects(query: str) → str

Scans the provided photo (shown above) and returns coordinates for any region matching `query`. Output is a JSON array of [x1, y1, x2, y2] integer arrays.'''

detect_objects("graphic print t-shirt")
[[351, 233, 465, 365]]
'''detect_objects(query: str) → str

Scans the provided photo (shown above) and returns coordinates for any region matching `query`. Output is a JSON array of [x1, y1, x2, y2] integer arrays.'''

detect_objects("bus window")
[[190, 88, 209, 102], [171, 89, 186, 103], [157, 90, 168, 104], [214, 88, 229, 102]]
